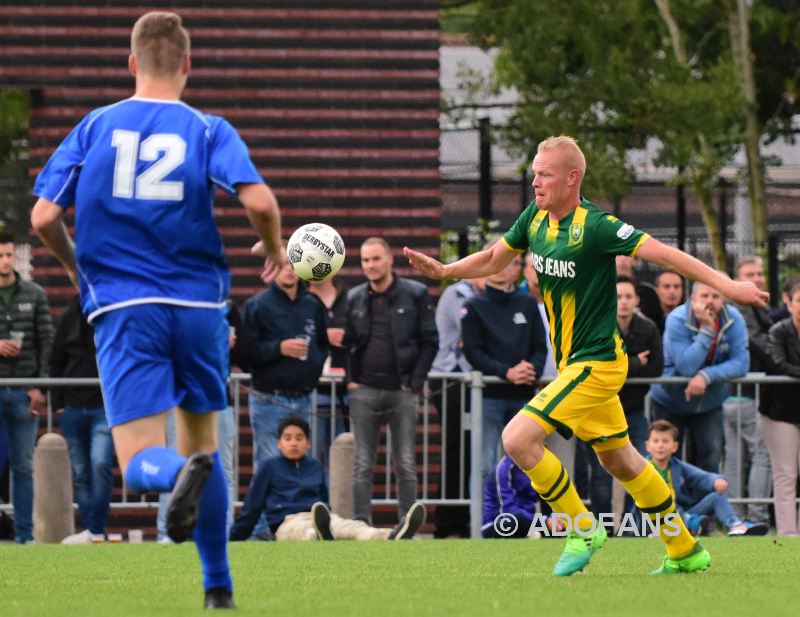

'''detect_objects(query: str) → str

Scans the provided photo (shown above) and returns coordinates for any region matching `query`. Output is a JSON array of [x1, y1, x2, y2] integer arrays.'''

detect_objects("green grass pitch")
[[1, 537, 798, 616]]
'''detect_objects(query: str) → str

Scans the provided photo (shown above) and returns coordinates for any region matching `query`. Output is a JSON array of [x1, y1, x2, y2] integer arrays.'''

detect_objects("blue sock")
[[124, 447, 185, 493], [194, 451, 232, 593]]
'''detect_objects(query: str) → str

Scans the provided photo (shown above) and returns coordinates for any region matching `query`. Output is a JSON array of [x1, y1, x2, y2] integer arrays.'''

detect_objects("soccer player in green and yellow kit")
[[404, 136, 768, 576]]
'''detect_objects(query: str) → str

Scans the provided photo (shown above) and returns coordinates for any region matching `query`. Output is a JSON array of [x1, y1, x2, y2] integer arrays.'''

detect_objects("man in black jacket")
[[616, 275, 664, 455], [51, 295, 113, 544], [345, 237, 437, 524], [0, 232, 53, 544]]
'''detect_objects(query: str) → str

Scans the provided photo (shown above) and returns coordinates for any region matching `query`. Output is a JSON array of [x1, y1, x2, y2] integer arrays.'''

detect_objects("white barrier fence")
[[0, 373, 797, 538]]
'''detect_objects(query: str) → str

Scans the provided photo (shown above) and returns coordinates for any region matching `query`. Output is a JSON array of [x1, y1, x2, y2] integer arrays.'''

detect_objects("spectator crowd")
[[2, 232, 799, 542]]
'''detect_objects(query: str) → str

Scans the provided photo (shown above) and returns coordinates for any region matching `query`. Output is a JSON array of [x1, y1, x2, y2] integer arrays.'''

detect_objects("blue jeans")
[[0, 418, 9, 483], [685, 491, 741, 529], [311, 391, 348, 472], [576, 440, 613, 517], [481, 398, 528, 481], [626, 410, 648, 456], [0, 388, 38, 543], [156, 407, 237, 539], [249, 390, 312, 465], [652, 401, 724, 473], [59, 406, 114, 535]]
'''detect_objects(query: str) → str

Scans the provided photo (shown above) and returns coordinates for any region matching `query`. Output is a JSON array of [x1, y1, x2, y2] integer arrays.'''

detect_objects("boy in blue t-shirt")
[[641, 420, 769, 537], [30, 11, 285, 610]]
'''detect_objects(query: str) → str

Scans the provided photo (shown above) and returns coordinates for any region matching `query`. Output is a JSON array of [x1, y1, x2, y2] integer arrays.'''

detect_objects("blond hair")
[[131, 12, 190, 77], [537, 135, 586, 177]]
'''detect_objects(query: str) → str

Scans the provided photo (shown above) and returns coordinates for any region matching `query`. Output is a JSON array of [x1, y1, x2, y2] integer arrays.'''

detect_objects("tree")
[[652, 0, 742, 269], [457, 0, 799, 268], [0, 90, 30, 237]]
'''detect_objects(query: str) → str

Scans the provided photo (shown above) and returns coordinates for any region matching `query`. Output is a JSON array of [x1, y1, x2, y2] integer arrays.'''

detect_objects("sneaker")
[[62, 529, 93, 545], [311, 502, 335, 541], [651, 544, 711, 574], [552, 524, 607, 576], [166, 452, 213, 544], [389, 503, 426, 540], [728, 520, 770, 536], [203, 587, 235, 609], [157, 535, 174, 546]]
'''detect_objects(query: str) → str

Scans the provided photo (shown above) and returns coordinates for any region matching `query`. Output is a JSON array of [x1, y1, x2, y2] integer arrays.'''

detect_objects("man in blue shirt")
[[31, 11, 284, 610], [649, 282, 749, 474]]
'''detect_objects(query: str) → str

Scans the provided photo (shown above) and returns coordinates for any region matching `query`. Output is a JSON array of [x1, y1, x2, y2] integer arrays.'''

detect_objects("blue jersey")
[[34, 97, 263, 322]]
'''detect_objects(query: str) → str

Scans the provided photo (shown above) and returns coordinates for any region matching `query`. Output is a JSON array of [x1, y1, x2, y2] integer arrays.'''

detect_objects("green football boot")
[[651, 544, 711, 575], [552, 524, 608, 576]]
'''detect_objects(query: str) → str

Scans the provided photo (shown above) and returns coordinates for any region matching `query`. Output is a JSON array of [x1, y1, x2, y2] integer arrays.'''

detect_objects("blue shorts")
[[93, 304, 228, 428]]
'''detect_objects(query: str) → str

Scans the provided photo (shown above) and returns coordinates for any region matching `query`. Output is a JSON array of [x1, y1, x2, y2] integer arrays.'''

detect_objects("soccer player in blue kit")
[[31, 12, 284, 609]]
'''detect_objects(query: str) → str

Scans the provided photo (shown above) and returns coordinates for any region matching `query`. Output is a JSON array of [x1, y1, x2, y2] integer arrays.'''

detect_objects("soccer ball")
[[287, 223, 346, 282]]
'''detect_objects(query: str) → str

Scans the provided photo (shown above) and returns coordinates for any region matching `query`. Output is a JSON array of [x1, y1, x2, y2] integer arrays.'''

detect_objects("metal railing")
[[1, 373, 798, 538]]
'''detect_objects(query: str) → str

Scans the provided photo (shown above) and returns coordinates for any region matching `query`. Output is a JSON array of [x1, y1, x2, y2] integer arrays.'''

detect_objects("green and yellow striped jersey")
[[503, 197, 649, 369]]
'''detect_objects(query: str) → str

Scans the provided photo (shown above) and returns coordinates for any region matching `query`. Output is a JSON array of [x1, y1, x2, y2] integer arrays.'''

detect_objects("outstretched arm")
[[31, 197, 78, 287], [404, 240, 518, 281], [636, 237, 769, 307], [238, 182, 287, 281]]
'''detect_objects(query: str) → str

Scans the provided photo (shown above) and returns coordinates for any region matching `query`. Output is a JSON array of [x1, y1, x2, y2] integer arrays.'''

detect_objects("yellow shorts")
[[520, 356, 630, 452]]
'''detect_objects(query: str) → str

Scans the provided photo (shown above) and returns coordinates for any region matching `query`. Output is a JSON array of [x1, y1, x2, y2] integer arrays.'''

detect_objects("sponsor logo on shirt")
[[532, 254, 576, 279], [512, 312, 527, 325], [616, 224, 635, 240]]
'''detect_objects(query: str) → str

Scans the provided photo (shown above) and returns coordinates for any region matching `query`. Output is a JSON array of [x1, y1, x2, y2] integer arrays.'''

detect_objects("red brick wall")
[[1, 1, 442, 309]]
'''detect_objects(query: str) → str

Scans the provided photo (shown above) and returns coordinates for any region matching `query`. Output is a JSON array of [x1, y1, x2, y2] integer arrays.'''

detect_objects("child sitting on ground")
[[641, 419, 769, 537], [229, 416, 425, 541]]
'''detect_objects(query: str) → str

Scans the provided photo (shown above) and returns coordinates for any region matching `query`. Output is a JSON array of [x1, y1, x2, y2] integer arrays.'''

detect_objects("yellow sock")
[[622, 463, 697, 558], [523, 448, 593, 530]]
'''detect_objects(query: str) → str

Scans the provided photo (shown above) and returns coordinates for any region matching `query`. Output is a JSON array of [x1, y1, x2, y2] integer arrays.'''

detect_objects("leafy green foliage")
[[0, 90, 31, 236], [454, 0, 798, 220], [750, 0, 800, 141]]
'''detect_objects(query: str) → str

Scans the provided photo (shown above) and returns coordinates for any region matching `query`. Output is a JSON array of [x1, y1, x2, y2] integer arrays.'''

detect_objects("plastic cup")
[[295, 334, 311, 361], [9, 330, 24, 350], [128, 529, 143, 544]]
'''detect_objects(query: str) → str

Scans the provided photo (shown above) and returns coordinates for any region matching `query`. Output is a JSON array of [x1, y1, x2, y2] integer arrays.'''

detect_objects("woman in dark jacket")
[[760, 278, 800, 536]]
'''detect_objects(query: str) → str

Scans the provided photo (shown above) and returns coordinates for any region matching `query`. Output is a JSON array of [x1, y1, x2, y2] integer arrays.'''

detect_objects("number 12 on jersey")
[[111, 130, 186, 201]]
